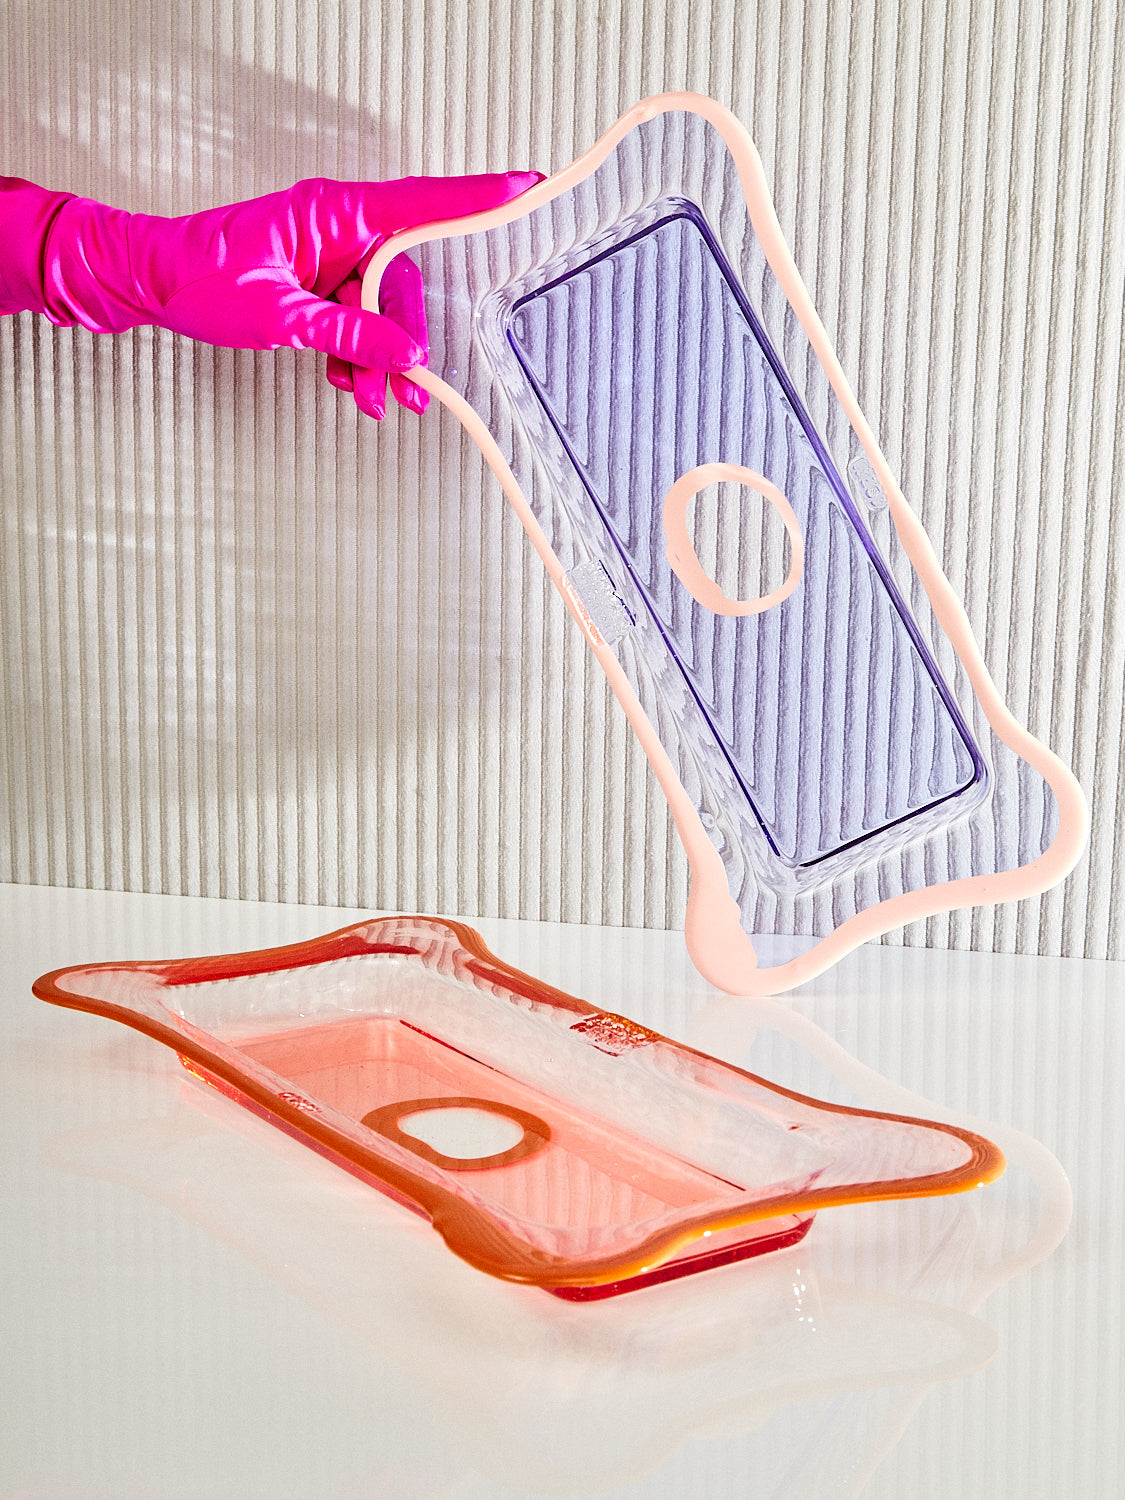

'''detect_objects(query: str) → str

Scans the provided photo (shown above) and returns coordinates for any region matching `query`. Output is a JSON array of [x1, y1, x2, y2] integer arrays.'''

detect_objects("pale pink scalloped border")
[[362, 92, 1087, 997]]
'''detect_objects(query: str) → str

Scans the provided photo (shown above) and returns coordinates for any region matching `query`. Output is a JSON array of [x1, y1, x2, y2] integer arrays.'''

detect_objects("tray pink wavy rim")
[[362, 91, 1088, 998]]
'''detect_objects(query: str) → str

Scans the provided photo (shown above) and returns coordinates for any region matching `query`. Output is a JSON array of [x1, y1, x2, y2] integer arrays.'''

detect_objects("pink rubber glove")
[[0, 172, 540, 418]]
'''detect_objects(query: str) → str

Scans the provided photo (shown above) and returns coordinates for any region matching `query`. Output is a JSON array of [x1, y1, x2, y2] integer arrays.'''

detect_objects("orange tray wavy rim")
[[33, 915, 1005, 1288]]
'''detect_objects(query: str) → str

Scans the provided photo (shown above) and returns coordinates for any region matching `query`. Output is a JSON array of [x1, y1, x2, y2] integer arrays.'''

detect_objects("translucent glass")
[[33, 916, 1003, 1295], [380, 98, 1084, 987], [500, 200, 985, 872]]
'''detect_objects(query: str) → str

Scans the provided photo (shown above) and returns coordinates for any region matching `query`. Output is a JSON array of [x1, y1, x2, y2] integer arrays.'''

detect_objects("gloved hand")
[[0, 172, 540, 418]]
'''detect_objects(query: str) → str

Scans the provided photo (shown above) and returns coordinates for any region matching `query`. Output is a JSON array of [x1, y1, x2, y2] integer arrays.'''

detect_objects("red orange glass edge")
[[33, 916, 1004, 1293]]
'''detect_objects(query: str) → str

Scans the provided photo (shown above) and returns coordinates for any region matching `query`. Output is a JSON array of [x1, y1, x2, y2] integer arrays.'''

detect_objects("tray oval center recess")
[[663, 461, 804, 615], [362, 1095, 552, 1172]]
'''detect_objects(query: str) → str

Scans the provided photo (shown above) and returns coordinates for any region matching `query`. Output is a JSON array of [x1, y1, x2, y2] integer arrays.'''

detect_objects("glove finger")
[[390, 370, 429, 414], [290, 175, 546, 297], [351, 362, 388, 421], [343, 172, 544, 280], [330, 270, 426, 414], [336, 255, 427, 355], [325, 353, 354, 392], [286, 287, 424, 371], [384, 171, 543, 233], [333, 272, 363, 307], [379, 252, 427, 352]]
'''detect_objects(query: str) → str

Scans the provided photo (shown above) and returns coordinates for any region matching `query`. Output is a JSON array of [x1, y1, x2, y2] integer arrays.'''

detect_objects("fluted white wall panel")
[[1, 0, 1122, 956]]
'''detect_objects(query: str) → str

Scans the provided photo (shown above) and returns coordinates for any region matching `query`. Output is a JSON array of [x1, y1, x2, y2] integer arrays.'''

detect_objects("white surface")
[[2, 0, 1122, 958], [2, 884, 1121, 1499]]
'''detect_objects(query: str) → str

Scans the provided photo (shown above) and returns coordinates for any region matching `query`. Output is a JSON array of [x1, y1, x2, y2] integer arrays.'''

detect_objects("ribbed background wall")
[[1, 0, 1122, 958]]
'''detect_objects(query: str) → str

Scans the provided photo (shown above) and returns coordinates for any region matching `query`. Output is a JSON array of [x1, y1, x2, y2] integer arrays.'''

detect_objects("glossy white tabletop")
[[1, 883, 1121, 1499]]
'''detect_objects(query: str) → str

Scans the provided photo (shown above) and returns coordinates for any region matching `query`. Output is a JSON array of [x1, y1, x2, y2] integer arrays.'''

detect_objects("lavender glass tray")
[[364, 95, 1086, 993]]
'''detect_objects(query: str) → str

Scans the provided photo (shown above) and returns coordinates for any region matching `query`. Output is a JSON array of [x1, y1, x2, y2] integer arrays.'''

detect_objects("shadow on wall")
[[0, 0, 534, 906], [2, 2, 403, 208]]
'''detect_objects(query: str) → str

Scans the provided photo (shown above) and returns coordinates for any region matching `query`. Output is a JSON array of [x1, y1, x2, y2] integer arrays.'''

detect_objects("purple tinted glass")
[[505, 204, 984, 868]]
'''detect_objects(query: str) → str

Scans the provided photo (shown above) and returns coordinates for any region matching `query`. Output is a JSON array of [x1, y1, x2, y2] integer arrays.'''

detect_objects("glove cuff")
[[45, 196, 155, 333], [0, 177, 75, 319], [0, 176, 154, 333]]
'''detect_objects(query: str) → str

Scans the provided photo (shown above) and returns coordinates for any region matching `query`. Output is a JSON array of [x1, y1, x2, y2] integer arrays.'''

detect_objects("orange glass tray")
[[33, 916, 1004, 1296]]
